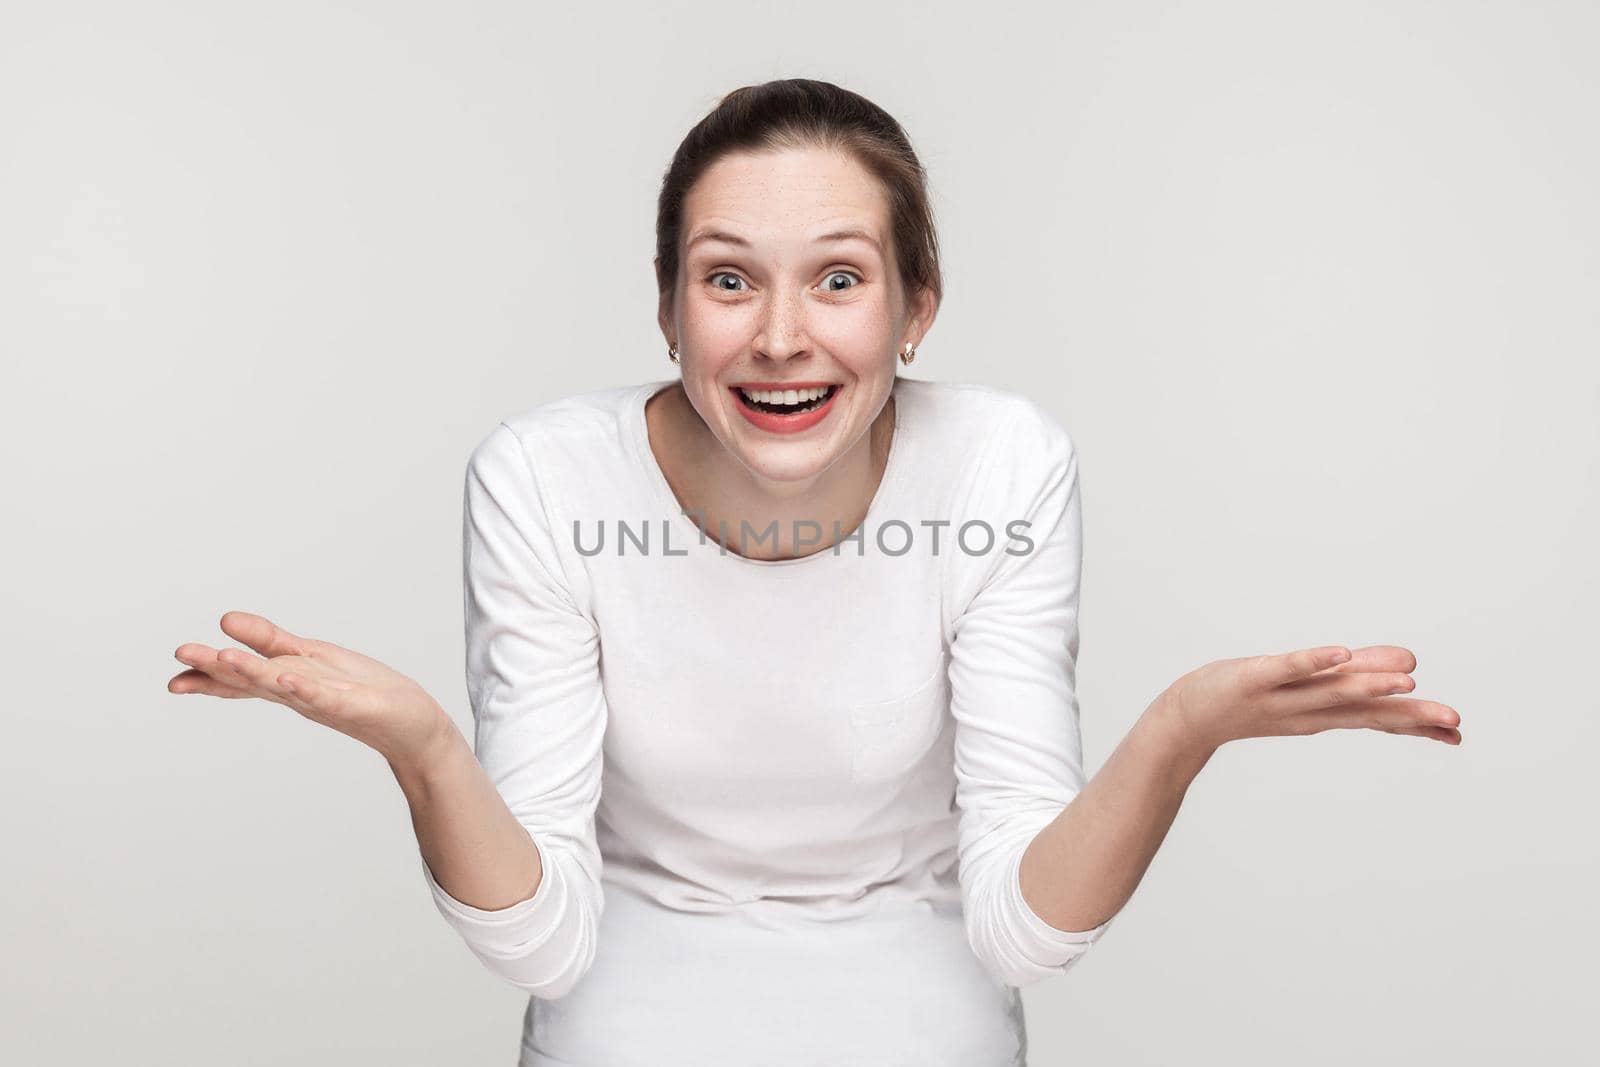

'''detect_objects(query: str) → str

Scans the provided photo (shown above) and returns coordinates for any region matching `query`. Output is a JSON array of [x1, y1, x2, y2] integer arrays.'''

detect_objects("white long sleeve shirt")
[[420, 375, 1117, 1066]]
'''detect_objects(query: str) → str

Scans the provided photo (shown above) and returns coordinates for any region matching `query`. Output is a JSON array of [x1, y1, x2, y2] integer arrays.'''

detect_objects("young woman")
[[167, 79, 1462, 1066]]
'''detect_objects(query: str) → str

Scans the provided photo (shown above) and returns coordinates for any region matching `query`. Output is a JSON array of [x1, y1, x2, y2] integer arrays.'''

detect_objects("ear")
[[655, 260, 675, 345], [907, 283, 940, 347]]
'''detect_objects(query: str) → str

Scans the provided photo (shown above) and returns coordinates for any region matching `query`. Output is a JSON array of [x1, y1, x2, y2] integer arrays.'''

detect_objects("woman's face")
[[659, 144, 936, 491]]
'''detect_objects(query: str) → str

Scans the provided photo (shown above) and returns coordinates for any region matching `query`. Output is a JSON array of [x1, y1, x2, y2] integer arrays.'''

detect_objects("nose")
[[752, 284, 808, 363]]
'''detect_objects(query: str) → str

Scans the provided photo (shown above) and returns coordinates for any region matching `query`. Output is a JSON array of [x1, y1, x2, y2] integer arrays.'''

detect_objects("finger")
[[1289, 697, 1460, 736], [167, 668, 253, 699], [278, 672, 352, 721], [1271, 670, 1416, 713], [175, 643, 232, 679], [1315, 644, 1418, 677], [175, 644, 274, 698], [219, 611, 318, 661], [1385, 724, 1462, 745], [1254, 645, 1352, 688], [214, 647, 296, 700]]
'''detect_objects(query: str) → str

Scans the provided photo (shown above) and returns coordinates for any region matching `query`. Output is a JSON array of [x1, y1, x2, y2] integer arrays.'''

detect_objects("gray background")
[[3, 1, 1594, 1063]]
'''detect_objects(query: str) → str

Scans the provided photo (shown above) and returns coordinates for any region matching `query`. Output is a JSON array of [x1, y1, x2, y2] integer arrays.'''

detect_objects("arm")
[[407, 421, 608, 1000], [1017, 695, 1210, 934], [946, 402, 1458, 989], [389, 722, 546, 945], [948, 401, 1118, 990], [983, 442, 1462, 944], [1025, 639, 1462, 931], [168, 422, 607, 997]]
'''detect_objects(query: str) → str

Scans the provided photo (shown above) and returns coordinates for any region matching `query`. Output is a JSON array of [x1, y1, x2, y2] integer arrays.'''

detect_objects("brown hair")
[[653, 78, 943, 310]]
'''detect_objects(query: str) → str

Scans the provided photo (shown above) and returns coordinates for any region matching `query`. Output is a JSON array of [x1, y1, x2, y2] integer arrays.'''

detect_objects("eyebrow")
[[686, 227, 882, 253]]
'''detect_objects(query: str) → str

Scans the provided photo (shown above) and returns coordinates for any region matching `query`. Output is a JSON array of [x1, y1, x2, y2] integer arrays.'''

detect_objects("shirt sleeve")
[[418, 420, 607, 1000], [947, 400, 1118, 990]]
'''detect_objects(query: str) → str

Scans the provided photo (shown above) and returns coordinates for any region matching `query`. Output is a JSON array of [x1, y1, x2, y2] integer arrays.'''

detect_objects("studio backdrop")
[[2, 2, 1594, 1064]]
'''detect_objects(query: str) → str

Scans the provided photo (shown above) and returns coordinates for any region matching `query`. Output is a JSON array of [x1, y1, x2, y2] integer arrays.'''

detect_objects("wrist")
[[1143, 688, 1224, 773], [386, 709, 465, 785]]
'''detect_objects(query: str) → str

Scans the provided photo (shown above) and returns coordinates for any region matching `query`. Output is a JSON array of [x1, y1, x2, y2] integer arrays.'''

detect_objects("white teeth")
[[738, 385, 832, 404]]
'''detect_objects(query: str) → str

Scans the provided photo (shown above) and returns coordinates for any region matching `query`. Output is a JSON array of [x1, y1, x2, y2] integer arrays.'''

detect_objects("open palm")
[[168, 610, 451, 765], [1167, 643, 1462, 752]]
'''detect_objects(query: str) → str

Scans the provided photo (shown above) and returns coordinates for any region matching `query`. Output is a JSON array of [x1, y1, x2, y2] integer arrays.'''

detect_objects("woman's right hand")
[[168, 610, 456, 768]]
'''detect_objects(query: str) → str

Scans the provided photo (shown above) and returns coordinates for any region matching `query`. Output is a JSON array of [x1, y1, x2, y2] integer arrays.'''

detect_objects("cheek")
[[812, 303, 895, 353], [681, 298, 747, 344]]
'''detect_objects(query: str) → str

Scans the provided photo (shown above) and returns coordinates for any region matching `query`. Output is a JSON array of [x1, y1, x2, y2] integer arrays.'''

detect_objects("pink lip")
[[729, 384, 840, 435], [731, 380, 839, 390]]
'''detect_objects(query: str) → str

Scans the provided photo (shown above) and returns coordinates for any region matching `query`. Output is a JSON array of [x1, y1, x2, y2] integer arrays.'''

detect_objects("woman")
[[167, 79, 1462, 1065]]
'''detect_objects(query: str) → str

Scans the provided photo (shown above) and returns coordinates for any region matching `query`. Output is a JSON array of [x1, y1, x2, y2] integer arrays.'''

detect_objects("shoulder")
[[897, 376, 1078, 479], [468, 380, 648, 478], [461, 381, 657, 543], [493, 381, 641, 452]]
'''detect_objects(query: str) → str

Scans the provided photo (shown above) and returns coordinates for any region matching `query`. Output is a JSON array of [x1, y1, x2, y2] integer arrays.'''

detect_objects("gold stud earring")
[[667, 344, 679, 364], [900, 342, 916, 366]]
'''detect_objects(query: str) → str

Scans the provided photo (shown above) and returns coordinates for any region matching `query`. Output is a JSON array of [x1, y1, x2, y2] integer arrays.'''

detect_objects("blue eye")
[[705, 270, 862, 293]]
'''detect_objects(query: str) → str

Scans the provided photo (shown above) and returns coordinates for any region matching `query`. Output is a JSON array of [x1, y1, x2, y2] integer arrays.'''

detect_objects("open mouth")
[[732, 384, 840, 416]]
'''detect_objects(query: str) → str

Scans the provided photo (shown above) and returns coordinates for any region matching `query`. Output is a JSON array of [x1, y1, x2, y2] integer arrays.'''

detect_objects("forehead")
[[681, 145, 889, 246]]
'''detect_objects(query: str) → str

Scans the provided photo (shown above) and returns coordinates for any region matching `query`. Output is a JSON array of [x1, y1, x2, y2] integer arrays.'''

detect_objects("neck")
[[646, 383, 895, 562]]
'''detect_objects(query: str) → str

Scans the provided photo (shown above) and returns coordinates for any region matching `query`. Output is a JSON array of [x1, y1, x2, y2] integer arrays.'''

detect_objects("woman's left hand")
[[1161, 644, 1461, 753]]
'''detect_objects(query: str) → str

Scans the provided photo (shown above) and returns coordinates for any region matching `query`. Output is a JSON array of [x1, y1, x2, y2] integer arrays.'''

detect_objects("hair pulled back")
[[654, 78, 942, 309]]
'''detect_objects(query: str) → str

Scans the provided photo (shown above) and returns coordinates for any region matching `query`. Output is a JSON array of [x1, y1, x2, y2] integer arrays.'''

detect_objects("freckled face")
[[660, 145, 919, 487]]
